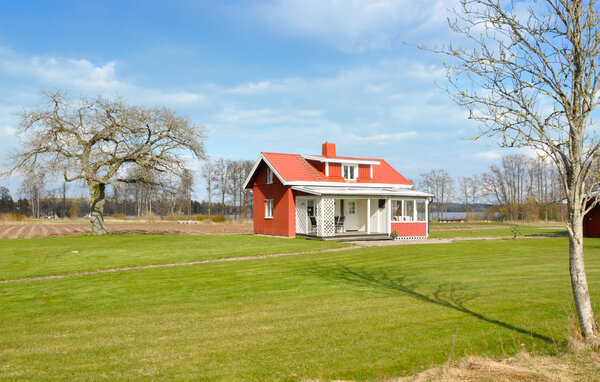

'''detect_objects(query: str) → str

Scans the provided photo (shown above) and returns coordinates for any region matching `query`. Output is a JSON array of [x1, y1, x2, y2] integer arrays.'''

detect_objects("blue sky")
[[0, 0, 511, 198]]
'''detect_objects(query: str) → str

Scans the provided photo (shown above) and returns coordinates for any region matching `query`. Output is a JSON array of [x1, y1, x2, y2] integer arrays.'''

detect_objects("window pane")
[[405, 200, 414, 220], [417, 200, 426, 221], [265, 199, 273, 218], [348, 201, 356, 214]]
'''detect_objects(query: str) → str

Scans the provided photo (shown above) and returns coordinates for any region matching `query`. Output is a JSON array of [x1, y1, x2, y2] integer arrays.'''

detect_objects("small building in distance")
[[584, 203, 600, 238], [243, 142, 433, 240]]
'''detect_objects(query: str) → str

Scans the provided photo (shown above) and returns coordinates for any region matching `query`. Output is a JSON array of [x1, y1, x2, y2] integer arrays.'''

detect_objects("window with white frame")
[[416, 200, 426, 221], [342, 164, 357, 180], [266, 167, 273, 184], [265, 199, 273, 218], [391, 200, 421, 222]]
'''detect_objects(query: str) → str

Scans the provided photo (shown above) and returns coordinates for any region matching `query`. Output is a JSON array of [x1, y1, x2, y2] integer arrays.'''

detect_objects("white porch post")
[[413, 200, 417, 221], [366, 198, 371, 234], [426, 198, 430, 237], [318, 197, 324, 237], [386, 198, 392, 234], [376, 200, 380, 232]]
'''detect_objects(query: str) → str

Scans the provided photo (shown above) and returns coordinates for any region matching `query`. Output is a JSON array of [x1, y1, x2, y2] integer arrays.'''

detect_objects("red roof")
[[258, 151, 412, 186]]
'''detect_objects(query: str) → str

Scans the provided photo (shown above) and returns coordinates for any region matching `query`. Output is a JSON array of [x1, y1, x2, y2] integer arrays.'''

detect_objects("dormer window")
[[266, 167, 273, 184], [343, 164, 357, 180]]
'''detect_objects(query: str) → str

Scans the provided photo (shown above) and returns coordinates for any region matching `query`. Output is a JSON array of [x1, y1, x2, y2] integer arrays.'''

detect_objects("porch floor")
[[297, 232, 392, 242]]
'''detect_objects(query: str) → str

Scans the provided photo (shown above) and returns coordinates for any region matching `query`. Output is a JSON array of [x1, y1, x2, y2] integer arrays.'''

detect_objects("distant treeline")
[[419, 154, 567, 222], [1, 158, 256, 220]]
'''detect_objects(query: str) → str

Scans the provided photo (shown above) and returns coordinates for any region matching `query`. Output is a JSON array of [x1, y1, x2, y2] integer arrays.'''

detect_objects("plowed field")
[[0, 221, 253, 239]]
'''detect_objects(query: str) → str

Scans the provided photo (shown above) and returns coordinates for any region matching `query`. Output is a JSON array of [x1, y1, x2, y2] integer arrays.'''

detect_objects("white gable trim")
[[291, 186, 432, 197], [302, 154, 380, 166], [242, 154, 287, 189], [286, 181, 412, 189]]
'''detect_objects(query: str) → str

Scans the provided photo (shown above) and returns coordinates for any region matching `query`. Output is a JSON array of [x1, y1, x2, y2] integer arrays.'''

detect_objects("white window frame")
[[342, 164, 358, 181], [266, 167, 273, 184], [265, 199, 273, 219], [348, 201, 356, 214]]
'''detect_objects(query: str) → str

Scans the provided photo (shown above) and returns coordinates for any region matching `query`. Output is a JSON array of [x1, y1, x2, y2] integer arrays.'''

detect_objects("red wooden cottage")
[[584, 203, 600, 238], [243, 142, 433, 240]]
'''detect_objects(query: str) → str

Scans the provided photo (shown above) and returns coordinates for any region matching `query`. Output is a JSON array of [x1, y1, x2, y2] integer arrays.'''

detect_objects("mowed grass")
[[429, 222, 567, 239], [0, 235, 347, 281], [2, 235, 600, 380]]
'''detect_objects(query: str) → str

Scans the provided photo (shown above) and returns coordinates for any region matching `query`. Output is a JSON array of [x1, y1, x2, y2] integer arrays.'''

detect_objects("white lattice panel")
[[296, 198, 308, 234], [317, 198, 335, 237]]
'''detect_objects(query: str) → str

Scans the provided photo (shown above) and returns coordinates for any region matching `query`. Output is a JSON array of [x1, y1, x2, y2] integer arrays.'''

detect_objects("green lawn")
[[0, 234, 347, 281], [1, 235, 599, 380], [429, 222, 567, 239]]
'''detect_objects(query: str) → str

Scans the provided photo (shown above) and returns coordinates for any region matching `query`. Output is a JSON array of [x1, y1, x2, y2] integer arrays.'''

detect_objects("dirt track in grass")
[[0, 220, 253, 239]]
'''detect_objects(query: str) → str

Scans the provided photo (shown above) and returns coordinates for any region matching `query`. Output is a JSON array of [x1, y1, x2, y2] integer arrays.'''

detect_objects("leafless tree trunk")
[[201, 160, 216, 215], [20, 172, 45, 218], [434, 0, 600, 342], [215, 159, 229, 216], [458, 175, 480, 220], [89, 182, 107, 235], [61, 182, 68, 219]]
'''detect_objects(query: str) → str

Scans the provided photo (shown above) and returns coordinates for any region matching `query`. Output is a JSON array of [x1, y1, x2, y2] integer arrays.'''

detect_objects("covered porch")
[[293, 186, 432, 240]]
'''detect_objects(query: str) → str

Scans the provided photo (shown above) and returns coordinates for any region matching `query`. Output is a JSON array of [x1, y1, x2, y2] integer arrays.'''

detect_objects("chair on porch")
[[335, 216, 345, 232], [309, 216, 317, 233]]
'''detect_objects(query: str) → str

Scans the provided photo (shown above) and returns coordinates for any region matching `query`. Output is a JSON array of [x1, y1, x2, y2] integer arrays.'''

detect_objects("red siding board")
[[584, 204, 600, 238], [358, 164, 370, 179], [329, 163, 342, 177], [390, 222, 427, 237], [252, 163, 295, 237]]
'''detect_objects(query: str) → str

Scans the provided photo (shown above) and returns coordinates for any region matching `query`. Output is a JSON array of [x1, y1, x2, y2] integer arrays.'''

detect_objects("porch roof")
[[291, 186, 433, 198]]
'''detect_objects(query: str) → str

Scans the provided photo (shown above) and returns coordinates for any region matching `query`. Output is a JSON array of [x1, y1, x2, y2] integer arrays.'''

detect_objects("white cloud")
[[1, 54, 123, 92], [350, 131, 417, 143], [472, 151, 502, 161], [227, 80, 275, 95], [250, 0, 453, 52], [0, 126, 18, 137], [0, 47, 206, 108]]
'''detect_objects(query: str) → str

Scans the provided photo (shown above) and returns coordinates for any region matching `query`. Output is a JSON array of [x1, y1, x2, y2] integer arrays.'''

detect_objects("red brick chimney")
[[322, 142, 336, 158]]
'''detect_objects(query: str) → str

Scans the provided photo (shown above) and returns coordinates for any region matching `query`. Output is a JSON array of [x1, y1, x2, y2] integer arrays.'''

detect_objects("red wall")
[[391, 222, 427, 237], [308, 160, 326, 174], [584, 204, 600, 238], [329, 163, 341, 177], [358, 164, 371, 179], [252, 163, 296, 237]]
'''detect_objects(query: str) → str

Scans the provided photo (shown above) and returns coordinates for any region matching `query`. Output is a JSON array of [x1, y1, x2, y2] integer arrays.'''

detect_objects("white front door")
[[344, 200, 358, 231]]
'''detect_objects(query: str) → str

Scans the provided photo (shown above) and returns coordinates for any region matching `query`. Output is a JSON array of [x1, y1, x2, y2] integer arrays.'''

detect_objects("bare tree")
[[0, 186, 15, 213], [8, 91, 205, 234], [19, 172, 45, 218], [437, 0, 600, 341], [419, 169, 453, 220], [240, 160, 254, 219], [214, 158, 229, 216], [227, 160, 241, 218], [201, 160, 216, 215], [175, 169, 194, 216], [481, 155, 529, 220], [458, 175, 480, 220]]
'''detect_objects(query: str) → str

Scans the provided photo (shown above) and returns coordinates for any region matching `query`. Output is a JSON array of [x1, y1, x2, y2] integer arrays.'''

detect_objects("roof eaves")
[[242, 153, 288, 189]]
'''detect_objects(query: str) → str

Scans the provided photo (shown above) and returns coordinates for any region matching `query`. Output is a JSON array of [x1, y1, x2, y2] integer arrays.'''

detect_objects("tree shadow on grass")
[[310, 265, 557, 345]]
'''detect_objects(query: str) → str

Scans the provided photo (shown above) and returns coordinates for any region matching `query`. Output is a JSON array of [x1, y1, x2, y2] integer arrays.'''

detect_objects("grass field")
[[429, 222, 567, 239], [0, 235, 346, 281], [1, 231, 599, 380]]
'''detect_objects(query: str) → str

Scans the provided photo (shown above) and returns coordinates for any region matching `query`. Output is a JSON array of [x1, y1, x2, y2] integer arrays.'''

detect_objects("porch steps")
[[297, 156, 325, 181], [297, 233, 392, 242]]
